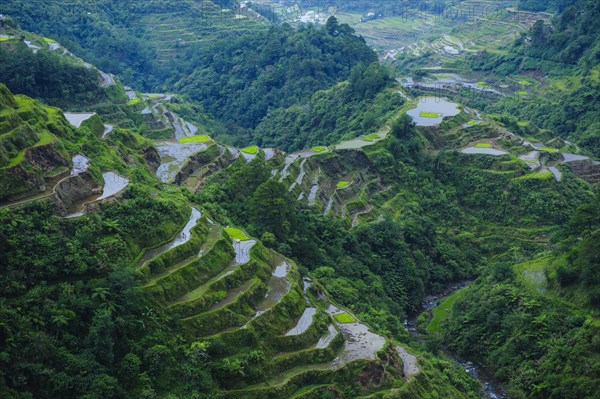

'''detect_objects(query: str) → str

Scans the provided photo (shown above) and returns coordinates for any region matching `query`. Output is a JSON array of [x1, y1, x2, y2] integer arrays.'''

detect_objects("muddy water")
[[70, 154, 90, 176], [461, 147, 508, 156], [227, 146, 240, 160], [548, 167, 562, 182], [307, 184, 319, 204], [335, 131, 386, 150], [519, 151, 540, 170], [137, 207, 202, 266], [278, 155, 298, 182], [285, 307, 316, 336], [254, 260, 292, 313], [324, 196, 334, 214], [63, 112, 96, 128], [155, 140, 210, 183], [263, 148, 276, 161], [102, 124, 114, 138], [232, 239, 256, 264], [316, 324, 338, 349], [288, 158, 307, 192], [562, 153, 589, 162], [407, 97, 461, 126], [326, 304, 386, 366], [65, 172, 129, 218]]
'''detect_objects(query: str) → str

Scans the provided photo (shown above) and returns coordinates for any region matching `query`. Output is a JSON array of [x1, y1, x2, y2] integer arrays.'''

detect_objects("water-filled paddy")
[[137, 207, 202, 266], [65, 172, 129, 218], [461, 147, 508, 156], [64, 112, 96, 128], [407, 97, 461, 126], [70, 154, 90, 176], [155, 140, 210, 183], [285, 307, 316, 336]]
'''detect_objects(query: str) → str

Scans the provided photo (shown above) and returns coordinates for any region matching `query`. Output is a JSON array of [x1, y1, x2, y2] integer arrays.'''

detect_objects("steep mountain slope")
[[1, 4, 599, 399], [0, 84, 484, 398]]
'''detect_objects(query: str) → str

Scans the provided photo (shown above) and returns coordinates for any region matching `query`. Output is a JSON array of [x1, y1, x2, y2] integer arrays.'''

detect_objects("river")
[[406, 282, 507, 399]]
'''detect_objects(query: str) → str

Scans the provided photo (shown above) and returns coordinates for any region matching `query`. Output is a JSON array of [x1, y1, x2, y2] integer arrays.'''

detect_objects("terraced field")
[[132, 201, 418, 397]]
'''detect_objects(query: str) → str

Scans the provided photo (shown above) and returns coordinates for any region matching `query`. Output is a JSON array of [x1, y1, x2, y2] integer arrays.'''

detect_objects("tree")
[[249, 179, 295, 240]]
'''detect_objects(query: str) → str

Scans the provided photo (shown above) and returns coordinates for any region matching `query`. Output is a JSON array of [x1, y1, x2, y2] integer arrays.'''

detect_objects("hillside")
[[1, 2, 600, 399]]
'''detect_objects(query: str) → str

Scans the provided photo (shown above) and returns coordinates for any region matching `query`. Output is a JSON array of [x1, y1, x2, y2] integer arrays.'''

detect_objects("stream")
[[406, 282, 507, 399]]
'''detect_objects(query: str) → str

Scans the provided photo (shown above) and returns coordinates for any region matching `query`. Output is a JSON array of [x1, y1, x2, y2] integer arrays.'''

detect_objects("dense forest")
[[443, 194, 600, 398], [1, 1, 600, 398], [0, 44, 112, 108], [175, 19, 378, 145], [253, 62, 401, 150], [467, 0, 600, 156]]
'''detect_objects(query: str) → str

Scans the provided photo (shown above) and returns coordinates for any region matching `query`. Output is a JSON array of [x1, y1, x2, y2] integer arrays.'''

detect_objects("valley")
[[0, 1, 599, 398]]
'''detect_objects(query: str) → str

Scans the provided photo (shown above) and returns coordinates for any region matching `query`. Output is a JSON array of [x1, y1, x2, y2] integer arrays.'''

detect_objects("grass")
[[515, 91, 528, 96], [225, 227, 250, 241], [128, 98, 140, 105], [540, 147, 558, 153], [474, 143, 491, 148], [427, 289, 466, 333], [0, 37, 12, 42], [360, 134, 381, 142], [420, 111, 440, 118], [515, 77, 533, 87], [336, 181, 351, 189], [6, 151, 25, 168], [179, 135, 212, 144], [312, 146, 328, 153], [4, 131, 57, 169], [516, 171, 554, 180], [466, 121, 478, 125], [240, 145, 258, 155], [333, 313, 355, 323], [517, 121, 530, 127], [43, 37, 56, 43], [514, 256, 550, 294]]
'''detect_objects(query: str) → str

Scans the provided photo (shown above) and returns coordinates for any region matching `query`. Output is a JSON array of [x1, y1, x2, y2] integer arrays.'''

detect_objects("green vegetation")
[[361, 133, 381, 142], [420, 111, 440, 118], [1, 3, 599, 398], [240, 145, 259, 155], [540, 147, 559, 153], [178, 135, 212, 144], [474, 143, 491, 148], [0, 44, 116, 108], [333, 313, 356, 323], [254, 63, 401, 151], [427, 289, 466, 333], [225, 227, 250, 241], [467, 0, 600, 156], [127, 98, 139, 105], [42, 37, 56, 43]]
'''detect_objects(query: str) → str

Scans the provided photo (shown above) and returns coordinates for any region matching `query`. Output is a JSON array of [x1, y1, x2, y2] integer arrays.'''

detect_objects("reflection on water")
[[407, 97, 461, 126], [63, 112, 95, 128], [70, 154, 90, 176], [461, 147, 508, 156], [285, 307, 316, 336], [155, 141, 210, 183], [137, 207, 202, 265], [65, 172, 129, 218]]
